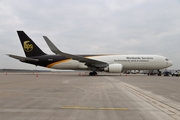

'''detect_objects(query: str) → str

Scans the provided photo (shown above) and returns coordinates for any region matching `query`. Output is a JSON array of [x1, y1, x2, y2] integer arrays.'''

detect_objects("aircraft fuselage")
[[24, 54, 173, 71]]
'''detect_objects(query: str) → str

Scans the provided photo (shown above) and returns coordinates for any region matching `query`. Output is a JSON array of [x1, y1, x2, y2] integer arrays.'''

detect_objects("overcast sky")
[[0, 0, 180, 70]]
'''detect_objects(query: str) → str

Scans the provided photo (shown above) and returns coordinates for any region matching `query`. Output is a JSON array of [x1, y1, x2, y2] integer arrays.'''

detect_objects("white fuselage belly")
[[50, 55, 172, 71]]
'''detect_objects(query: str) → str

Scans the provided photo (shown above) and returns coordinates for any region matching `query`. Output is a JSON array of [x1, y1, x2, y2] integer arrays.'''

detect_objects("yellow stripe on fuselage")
[[46, 59, 72, 68]]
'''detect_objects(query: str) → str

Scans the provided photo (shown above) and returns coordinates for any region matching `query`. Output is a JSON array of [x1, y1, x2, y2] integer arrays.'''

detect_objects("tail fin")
[[17, 31, 46, 57]]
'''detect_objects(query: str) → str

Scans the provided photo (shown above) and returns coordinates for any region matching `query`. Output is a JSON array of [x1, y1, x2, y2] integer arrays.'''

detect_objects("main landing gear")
[[89, 71, 97, 76], [157, 70, 162, 76]]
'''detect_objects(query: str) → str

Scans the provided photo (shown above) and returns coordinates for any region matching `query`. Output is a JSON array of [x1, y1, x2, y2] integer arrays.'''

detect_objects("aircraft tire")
[[89, 72, 97, 76]]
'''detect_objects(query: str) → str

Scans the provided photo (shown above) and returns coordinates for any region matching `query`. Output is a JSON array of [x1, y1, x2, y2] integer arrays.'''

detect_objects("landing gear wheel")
[[89, 71, 97, 76], [89, 72, 93, 76], [93, 71, 97, 76], [158, 70, 162, 76]]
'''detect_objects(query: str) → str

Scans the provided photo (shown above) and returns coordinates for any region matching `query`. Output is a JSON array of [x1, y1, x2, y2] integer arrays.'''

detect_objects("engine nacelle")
[[104, 64, 123, 73]]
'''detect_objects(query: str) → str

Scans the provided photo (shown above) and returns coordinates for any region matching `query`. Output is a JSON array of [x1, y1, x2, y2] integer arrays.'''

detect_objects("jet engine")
[[104, 64, 123, 73]]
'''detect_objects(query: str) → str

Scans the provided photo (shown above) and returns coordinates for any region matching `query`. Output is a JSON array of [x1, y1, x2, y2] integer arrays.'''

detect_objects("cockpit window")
[[165, 59, 169, 61]]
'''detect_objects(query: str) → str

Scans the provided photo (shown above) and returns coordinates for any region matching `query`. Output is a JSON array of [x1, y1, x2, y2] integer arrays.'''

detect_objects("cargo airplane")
[[7, 31, 173, 76]]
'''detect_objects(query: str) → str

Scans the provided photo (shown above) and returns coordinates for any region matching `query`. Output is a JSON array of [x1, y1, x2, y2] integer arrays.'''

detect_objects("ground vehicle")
[[172, 71, 180, 77], [163, 71, 170, 76]]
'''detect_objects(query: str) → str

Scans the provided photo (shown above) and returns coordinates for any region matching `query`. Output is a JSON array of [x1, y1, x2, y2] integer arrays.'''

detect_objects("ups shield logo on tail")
[[24, 41, 33, 52]]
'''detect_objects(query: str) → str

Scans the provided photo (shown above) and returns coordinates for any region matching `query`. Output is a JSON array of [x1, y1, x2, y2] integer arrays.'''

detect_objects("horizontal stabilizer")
[[7, 54, 39, 62]]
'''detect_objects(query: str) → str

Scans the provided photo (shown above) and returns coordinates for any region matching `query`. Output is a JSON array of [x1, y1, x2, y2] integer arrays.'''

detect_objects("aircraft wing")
[[43, 36, 108, 68], [7, 54, 39, 62]]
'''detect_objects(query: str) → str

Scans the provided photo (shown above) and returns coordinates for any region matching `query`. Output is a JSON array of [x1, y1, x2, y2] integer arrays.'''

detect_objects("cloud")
[[0, 0, 180, 69]]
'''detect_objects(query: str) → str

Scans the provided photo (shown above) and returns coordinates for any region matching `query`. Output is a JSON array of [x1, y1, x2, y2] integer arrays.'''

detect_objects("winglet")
[[43, 36, 76, 58], [43, 36, 62, 55]]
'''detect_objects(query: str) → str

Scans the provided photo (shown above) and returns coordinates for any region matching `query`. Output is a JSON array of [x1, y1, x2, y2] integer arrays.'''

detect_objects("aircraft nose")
[[168, 61, 173, 67]]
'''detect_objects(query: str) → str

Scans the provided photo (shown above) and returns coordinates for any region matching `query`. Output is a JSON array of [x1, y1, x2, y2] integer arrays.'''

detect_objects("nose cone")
[[168, 61, 173, 67]]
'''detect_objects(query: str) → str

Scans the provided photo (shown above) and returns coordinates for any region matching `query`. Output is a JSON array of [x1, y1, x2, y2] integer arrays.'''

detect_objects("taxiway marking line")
[[99, 108, 129, 110], [61, 106, 128, 110]]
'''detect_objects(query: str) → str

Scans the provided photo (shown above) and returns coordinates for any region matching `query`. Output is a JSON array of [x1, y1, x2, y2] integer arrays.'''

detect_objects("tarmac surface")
[[0, 72, 180, 120]]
